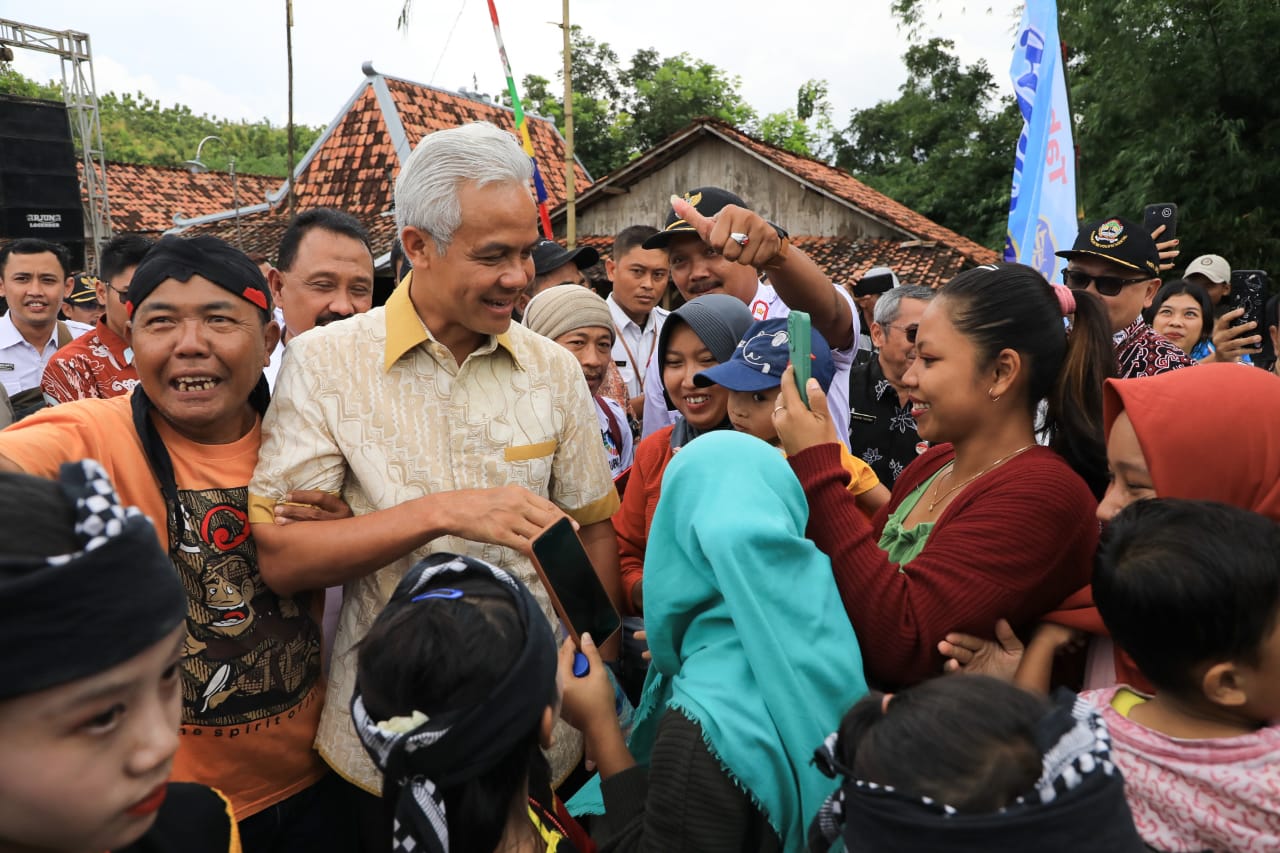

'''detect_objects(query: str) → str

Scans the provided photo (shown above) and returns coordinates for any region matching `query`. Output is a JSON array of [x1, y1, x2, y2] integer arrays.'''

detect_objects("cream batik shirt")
[[248, 279, 619, 792]]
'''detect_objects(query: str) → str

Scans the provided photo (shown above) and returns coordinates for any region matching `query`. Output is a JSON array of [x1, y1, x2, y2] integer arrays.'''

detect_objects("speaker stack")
[[0, 94, 86, 271]]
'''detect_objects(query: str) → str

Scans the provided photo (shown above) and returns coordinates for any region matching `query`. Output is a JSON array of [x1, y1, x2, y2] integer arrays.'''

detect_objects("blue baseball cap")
[[693, 317, 836, 393]]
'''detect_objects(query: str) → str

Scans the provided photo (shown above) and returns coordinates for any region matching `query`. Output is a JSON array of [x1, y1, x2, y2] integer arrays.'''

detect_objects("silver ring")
[[729, 231, 750, 248], [773, 405, 786, 415]]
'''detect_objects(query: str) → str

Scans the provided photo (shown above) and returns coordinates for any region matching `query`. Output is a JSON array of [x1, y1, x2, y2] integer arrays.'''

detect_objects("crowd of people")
[[0, 118, 1277, 853]]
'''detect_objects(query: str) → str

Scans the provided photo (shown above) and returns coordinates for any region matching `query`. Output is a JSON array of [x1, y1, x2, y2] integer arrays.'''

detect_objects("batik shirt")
[[1114, 316, 1194, 379], [847, 354, 927, 487], [40, 318, 140, 403]]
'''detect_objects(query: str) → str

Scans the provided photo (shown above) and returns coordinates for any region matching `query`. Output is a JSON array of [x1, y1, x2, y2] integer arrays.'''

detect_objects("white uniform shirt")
[[606, 294, 667, 400], [0, 314, 92, 397], [264, 337, 285, 391], [640, 281, 857, 445]]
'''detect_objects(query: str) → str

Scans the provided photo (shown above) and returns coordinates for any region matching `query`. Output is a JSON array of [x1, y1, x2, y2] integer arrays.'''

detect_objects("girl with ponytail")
[[775, 262, 1114, 688]]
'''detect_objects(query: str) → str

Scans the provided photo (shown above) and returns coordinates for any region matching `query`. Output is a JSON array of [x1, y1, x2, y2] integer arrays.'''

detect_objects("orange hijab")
[[1048, 364, 1280, 689]]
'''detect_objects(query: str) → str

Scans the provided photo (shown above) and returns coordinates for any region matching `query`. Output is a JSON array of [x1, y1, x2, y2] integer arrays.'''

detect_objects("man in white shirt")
[[0, 239, 91, 419], [638, 187, 859, 442], [265, 208, 375, 388], [604, 224, 670, 422]]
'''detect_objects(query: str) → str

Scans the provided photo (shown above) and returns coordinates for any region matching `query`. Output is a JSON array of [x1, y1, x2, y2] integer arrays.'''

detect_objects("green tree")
[[1060, 0, 1280, 274], [627, 53, 756, 152], [0, 66, 321, 178], [757, 79, 837, 159], [835, 38, 1020, 247]]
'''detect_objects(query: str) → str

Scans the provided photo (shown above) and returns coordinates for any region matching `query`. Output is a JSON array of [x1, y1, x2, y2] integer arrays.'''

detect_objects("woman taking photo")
[[774, 263, 1114, 688]]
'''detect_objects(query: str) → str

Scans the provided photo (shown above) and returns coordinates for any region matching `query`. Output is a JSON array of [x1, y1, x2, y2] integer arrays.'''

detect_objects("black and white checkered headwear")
[[0, 460, 185, 699], [351, 553, 557, 853]]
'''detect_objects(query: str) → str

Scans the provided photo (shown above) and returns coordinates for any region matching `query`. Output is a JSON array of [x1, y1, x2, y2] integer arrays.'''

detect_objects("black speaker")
[[0, 95, 86, 251]]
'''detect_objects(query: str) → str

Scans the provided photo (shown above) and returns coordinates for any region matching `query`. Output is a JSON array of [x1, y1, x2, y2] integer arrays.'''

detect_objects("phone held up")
[[529, 517, 622, 675], [1227, 270, 1269, 353], [787, 311, 813, 407], [1143, 203, 1177, 242]]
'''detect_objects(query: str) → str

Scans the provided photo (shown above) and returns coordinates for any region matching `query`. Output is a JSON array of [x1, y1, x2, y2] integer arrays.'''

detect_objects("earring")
[[989, 387, 1001, 403]]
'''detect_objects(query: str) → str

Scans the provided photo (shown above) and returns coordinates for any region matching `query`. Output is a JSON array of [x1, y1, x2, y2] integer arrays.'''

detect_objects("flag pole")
[[486, 0, 555, 238]]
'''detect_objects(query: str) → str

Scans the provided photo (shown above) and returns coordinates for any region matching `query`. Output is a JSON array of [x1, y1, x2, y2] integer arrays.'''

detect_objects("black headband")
[[126, 234, 272, 319], [0, 461, 185, 700], [352, 553, 558, 853]]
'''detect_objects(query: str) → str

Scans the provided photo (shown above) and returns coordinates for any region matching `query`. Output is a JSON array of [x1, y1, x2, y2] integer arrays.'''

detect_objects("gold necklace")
[[927, 444, 1036, 512]]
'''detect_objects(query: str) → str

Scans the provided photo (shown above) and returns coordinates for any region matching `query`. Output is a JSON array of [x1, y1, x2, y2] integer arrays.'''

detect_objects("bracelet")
[[762, 236, 791, 270]]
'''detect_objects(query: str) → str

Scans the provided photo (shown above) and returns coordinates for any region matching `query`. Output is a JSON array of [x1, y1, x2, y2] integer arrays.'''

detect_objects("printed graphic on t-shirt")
[[169, 486, 320, 728], [601, 427, 623, 476]]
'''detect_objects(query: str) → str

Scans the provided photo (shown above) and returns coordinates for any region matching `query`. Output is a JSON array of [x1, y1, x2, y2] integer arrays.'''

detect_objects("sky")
[[8, 0, 1024, 135]]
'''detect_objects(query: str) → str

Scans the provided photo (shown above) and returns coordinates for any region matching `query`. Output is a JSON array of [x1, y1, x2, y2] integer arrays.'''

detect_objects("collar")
[[383, 273, 522, 372], [0, 313, 56, 350], [606, 293, 665, 334], [94, 318, 132, 359], [1113, 315, 1146, 347]]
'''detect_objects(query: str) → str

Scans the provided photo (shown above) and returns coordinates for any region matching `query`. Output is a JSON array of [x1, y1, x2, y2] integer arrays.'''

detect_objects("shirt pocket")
[[504, 439, 558, 462]]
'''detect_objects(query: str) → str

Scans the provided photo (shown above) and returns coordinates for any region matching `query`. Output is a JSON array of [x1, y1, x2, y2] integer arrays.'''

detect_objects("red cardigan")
[[789, 442, 1099, 688], [613, 424, 676, 615]]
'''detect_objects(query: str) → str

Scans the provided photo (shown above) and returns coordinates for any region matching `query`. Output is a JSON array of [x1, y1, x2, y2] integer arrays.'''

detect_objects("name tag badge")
[[0, 363, 13, 372], [850, 408, 876, 424]]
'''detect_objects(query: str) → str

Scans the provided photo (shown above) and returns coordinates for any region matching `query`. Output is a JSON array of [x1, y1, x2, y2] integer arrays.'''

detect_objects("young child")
[[352, 552, 592, 853], [694, 317, 889, 516], [807, 675, 1147, 852], [524, 284, 634, 479], [0, 462, 239, 853], [1081, 498, 1280, 852]]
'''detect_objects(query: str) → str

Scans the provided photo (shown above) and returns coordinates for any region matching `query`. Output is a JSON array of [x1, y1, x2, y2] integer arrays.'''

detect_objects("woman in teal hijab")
[[563, 431, 868, 852]]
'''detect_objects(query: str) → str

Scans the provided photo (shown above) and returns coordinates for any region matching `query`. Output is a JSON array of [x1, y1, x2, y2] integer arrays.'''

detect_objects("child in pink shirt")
[[1080, 498, 1280, 852]]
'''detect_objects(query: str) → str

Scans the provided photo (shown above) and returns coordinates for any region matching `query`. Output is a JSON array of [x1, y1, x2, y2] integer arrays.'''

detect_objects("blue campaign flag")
[[1005, 0, 1077, 282]]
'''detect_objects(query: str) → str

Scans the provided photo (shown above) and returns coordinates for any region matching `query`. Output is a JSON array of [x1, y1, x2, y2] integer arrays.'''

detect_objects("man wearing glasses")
[[847, 284, 936, 487], [41, 234, 152, 403], [1056, 216, 1193, 378]]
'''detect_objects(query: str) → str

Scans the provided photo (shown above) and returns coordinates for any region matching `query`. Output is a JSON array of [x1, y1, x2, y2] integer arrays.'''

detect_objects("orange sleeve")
[[839, 444, 882, 496], [613, 440, 660, 615]]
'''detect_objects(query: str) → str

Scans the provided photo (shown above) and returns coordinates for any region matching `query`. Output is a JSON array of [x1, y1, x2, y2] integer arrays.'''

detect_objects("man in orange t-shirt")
[[0, 236, 353, 853]]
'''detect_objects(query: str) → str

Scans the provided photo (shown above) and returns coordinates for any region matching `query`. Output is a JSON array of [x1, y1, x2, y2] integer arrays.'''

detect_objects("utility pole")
[[561, 0, 575, 248], [285, 0, 296, 216]]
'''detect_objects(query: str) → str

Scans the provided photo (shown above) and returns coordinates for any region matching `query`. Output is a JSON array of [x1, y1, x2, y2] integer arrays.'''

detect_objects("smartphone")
[[788, 311, 813, 407], [1142, 203, 1177, 242], [1227, 270, 1269, 353], [530, 517, 621, 650]]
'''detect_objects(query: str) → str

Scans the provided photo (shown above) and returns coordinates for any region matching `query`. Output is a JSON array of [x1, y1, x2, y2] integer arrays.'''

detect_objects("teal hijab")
[[569, 431, 868, 850]]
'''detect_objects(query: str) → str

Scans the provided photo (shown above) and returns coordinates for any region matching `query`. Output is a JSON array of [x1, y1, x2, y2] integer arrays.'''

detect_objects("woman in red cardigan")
[[774, 263, 1115, 688]]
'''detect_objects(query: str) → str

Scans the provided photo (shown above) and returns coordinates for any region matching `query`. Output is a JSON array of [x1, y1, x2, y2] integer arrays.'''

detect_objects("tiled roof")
[[385, 77, 590, 207], [560, 118, 999, 269], [173, 71, 586, 264], [573, 235, 972, 291], [82, 161, 281, 235], [705, 120, 997, 265]]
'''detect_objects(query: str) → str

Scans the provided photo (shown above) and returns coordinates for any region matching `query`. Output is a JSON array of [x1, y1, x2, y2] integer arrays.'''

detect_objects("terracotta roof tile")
[[81, 161, 280, 235], [177, 74, 584, 264], [573, 234, 972, 291], [701, 120, 997, 265]]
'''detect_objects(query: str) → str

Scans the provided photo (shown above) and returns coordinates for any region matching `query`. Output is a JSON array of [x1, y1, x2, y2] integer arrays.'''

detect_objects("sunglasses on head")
[[1061, 268, 1152, 297]]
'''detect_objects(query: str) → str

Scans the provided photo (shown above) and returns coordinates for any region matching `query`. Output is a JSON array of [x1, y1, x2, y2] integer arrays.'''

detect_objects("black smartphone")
[[1142, 203, 1177, 242], [530, 517, 621, 649], [1228, 270, 1269, 353]]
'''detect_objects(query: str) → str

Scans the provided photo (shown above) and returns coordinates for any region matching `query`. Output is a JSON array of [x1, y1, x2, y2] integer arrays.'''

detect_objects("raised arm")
[[670, 196, 855, 350]]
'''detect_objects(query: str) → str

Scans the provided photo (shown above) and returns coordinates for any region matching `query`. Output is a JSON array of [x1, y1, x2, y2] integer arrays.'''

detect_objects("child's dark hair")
[[1148, 279, 1213, 347], [0, 470, 78, 568], [1095, 498, 1280, 698], [940, 263, 1114, 497], [356, 573, 555, 853], [834, 676, 1047, 813]]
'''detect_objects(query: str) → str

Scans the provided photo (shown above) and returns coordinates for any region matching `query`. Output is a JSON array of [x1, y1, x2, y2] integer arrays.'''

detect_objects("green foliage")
[[521, 28, 840, 177], [1061, 0, 1280, 275], [0, 64, 321, 178], [835, 39, 1020, 247]]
